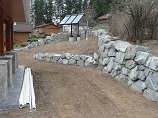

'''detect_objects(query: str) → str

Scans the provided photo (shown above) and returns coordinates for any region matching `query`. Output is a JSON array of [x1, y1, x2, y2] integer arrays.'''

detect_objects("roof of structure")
[[60, 13, 85, 25], [13, 24, 33, 33], [34, 23, 61, 29]]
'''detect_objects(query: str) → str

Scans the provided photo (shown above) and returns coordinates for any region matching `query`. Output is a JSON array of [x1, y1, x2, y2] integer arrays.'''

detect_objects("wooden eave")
[[0, 0, 27, 22]]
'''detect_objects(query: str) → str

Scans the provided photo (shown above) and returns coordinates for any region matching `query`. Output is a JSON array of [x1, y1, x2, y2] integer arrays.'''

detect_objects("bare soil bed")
[[1, 38, 158, 118]]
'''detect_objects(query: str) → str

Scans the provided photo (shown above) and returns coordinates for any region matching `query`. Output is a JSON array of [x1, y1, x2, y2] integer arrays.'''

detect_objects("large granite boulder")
[[145, 73, 158, 92], [146, 57, 158, 71], [107, 58, 114, 72], [85, 57, 94, 67], [134, 51, 150, 65], [108, 48, 116, 57], [131, 80, 146, 93], [143, 88, 158, 101], [129, 66, 139, 81], [125, 60, 136, 69], [115, 41, 132, 52], [125, 45, 150, 60], [102, 57, 110, 66], [122, 67, 130, 75], [115, 52, 125, 64]]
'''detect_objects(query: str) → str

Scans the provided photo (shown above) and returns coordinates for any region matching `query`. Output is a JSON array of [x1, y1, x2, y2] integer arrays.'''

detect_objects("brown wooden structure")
[[34, 23, 61, 35], [0, 0, 30, 56], [13, 24, 32, 44]]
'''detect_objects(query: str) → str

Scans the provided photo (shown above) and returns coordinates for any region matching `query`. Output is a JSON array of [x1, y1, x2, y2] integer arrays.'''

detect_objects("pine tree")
[[90, 0, 113, 17], [44, 0, 54, 24], [65, 0, 82, 15], [33, 0, 46, 26], [54, 0, 66, 21]]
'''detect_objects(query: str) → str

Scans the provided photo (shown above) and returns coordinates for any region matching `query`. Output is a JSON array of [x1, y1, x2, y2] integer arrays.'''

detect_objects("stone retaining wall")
[[33, 53, 98, 67], [17, 32, 86, 51], [98, 31, 158, 101]]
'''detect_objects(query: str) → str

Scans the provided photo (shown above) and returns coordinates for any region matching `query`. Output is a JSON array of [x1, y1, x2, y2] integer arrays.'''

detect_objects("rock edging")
[[33, 53, 98, 67]]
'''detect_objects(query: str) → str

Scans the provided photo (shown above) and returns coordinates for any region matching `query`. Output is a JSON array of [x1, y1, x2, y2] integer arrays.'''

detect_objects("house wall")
[[37, 27, 43, 34], [36, 24, 61, 35], [14, 32, 29, 44]]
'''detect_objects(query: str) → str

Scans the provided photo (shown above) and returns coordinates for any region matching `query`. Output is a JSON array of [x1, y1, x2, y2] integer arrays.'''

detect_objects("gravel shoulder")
[[1, 38, 158, 118]]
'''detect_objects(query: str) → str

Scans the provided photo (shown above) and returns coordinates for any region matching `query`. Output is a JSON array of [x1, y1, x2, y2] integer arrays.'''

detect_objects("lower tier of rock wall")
[[33, 53, 98, 67]]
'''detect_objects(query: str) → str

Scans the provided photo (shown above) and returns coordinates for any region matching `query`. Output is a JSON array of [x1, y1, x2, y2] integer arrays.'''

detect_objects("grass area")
[[14, 44, 22, 49], [31, 37, 42, 41]]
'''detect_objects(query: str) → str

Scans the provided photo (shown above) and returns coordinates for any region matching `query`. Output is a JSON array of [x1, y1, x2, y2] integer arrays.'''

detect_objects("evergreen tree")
[[90, 0, 113, 17], [32, 0, 83, 25], [44, 0, 54, 24], [33, 0, 46, 26], [90, 0, 118, 17], [54, 0, 66, 20], [65, 0, 82, 15]]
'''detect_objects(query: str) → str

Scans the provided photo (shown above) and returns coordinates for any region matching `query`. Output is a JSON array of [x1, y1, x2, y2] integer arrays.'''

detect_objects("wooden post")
[[0, 8, 4, 56], [6, 19, 11, 51], [11, 21, 13, 50]]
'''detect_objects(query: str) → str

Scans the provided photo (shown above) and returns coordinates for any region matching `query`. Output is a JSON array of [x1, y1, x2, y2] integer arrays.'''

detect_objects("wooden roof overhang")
[[0, 0, 30, 22]]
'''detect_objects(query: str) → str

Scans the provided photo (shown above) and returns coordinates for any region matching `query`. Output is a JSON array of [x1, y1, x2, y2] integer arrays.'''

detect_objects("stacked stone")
[[19, 39, 45, 51], [17, 32, 86, 51], [98, 32, 158, 101], [33, 53, 98, 67]]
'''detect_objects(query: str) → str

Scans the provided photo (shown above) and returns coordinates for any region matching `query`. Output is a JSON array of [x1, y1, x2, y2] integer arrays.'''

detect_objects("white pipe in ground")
[[19, 68, 36, 111]]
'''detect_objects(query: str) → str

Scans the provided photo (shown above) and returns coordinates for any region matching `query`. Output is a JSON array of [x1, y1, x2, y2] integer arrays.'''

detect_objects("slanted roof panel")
[[60, 13, 85, 25], [60, 15, 70, 25], [65, 14, 77, 24], [72, 14, 84, 24]]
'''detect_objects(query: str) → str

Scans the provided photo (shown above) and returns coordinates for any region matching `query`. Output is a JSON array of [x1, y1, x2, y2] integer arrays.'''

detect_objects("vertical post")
[[78, 23, 79, 37], [0, 8, 4, 56], [11, 21, 13, 50], [71, 25, 73, 37], [6, 19, 11, 51]]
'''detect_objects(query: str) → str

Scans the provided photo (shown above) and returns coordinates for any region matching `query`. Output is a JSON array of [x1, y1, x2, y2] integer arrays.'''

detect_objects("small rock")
[[69, 58, 76, 65], [74, 55, 80, 61], [65, 53, 73, 60], [63, 59, 69, 65], [77, 60, 84, 66]]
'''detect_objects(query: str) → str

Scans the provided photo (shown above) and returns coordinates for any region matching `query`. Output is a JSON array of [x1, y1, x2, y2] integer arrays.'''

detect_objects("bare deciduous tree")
[[109, 0, 158, 44]]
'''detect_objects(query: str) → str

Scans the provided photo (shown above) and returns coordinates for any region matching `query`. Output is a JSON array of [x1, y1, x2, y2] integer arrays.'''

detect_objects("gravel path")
[[1, 38, 158, 118]]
